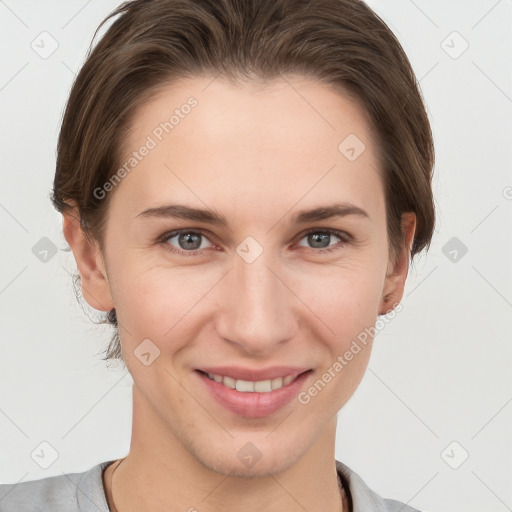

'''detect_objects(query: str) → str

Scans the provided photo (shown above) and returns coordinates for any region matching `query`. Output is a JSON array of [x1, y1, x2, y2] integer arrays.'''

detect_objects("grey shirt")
[[0, 459, 420, 512]]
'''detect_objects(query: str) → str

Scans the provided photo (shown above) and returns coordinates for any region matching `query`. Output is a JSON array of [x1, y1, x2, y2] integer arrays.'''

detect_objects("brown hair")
[[51, 0, 435, 363]]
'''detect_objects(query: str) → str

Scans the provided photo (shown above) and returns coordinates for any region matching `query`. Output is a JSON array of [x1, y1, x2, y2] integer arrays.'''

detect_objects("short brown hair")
[[51, 0, 436, 363]]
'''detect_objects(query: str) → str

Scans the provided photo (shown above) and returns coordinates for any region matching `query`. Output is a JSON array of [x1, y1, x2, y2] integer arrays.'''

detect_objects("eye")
[[158, 228, 351, 257], [160, 230, 214, 256], [295, 228, 351, 254]]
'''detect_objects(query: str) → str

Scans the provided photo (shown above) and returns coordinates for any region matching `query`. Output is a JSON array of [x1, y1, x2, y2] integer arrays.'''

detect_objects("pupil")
[[176, 232, 331, 251], [180, 233, 200, 250], [310, 233, 329, 248]]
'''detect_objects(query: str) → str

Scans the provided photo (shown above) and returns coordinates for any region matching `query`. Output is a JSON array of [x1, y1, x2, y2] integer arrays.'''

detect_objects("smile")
[[203, 372, 299, 392], [195, 368, 313, 418]]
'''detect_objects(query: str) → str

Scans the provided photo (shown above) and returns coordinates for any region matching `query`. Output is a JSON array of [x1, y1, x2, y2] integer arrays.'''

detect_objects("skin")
[[63, 75, 416, 512]]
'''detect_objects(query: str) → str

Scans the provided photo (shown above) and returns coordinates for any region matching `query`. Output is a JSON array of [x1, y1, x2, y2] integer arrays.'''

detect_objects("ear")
[[378, 212, 416, 315], [62, 206, 114, 312]]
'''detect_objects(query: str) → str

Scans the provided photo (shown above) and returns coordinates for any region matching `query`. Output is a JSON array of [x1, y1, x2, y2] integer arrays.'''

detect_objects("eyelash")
[[157, 228, 352, 257]]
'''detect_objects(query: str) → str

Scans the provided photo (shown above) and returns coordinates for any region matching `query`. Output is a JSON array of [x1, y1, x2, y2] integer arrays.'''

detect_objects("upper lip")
[[197, 366, 311, 381]]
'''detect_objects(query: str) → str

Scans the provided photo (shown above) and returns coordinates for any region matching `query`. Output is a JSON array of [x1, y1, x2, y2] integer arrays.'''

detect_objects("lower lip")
[[196, 370, 312, 419]]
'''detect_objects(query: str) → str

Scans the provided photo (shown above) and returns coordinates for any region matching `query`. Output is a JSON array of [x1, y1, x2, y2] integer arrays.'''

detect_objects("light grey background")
[[1, 1, 511, 511]]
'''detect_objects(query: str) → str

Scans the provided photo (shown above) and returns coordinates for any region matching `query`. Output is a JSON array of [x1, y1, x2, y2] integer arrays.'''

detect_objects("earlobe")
[[62, 208, 114, 312], [378, 212, 416, 315]]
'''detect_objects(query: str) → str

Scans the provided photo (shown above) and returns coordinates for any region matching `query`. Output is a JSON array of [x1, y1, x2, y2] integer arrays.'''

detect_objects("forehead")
[[112, 75, 384, 220]]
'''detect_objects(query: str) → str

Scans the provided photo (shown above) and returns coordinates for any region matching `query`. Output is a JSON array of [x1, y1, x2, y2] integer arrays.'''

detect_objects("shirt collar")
[[336, 459, 389, 512], [76, 459, 389, 512]]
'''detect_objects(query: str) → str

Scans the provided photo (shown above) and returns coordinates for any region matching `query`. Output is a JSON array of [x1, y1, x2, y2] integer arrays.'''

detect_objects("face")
[[68, 75, 414, 478]]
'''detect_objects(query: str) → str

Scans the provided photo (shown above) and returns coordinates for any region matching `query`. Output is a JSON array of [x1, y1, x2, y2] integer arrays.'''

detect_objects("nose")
[[214, 245, 297, 355]]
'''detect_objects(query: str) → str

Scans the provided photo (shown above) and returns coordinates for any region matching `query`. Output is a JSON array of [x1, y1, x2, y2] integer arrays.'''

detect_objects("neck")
[[104, 386, 346, 512]]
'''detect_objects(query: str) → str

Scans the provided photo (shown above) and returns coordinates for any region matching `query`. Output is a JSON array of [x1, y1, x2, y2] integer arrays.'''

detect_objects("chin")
[[193, 437, 307, 479]]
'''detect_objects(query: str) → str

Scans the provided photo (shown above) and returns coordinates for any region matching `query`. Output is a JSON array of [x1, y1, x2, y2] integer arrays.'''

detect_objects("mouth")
[[196, 369, 308, 392], [195, 368, 313, 418]]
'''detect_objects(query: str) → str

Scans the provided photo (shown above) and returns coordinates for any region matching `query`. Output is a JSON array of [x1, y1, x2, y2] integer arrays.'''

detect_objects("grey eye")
[[297, 231, 341, 250], [166, 231, 211, 251]]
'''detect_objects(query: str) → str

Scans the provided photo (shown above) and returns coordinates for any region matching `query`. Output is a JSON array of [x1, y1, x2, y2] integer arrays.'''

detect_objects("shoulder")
[[335, 460, 422, 512], [383, 499, 421, 512], [0, 460, 114, 512]]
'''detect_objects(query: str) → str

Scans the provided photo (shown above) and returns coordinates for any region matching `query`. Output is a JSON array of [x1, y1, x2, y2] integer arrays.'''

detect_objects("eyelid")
[[158, 228, 218, 255], [298, 227, 353, 242], [158, 227, 353, 255], [293, 227, 352, 254]]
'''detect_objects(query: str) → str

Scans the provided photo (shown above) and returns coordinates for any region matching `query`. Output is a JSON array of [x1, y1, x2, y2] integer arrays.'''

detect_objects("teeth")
[[223, 376, 236, 389], [254, 380, 272, 392], [283, 375, 295, 385], [236, 380, 254, 392], [204, 372, 299, 392]]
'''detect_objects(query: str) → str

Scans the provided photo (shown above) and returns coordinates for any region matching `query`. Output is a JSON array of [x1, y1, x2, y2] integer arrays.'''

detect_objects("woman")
[[0, 0, 434, 510]]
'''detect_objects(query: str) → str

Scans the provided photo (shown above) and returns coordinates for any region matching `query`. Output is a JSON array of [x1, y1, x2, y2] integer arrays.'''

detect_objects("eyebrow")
[[135, 202, 370, 227]]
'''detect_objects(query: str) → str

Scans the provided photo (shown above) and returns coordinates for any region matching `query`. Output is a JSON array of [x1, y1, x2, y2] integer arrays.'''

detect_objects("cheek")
[[295, 266, 380, 411], [109, 243, 386, 351], [295, 259, 385, 338], [110, 260, 221, 338]]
